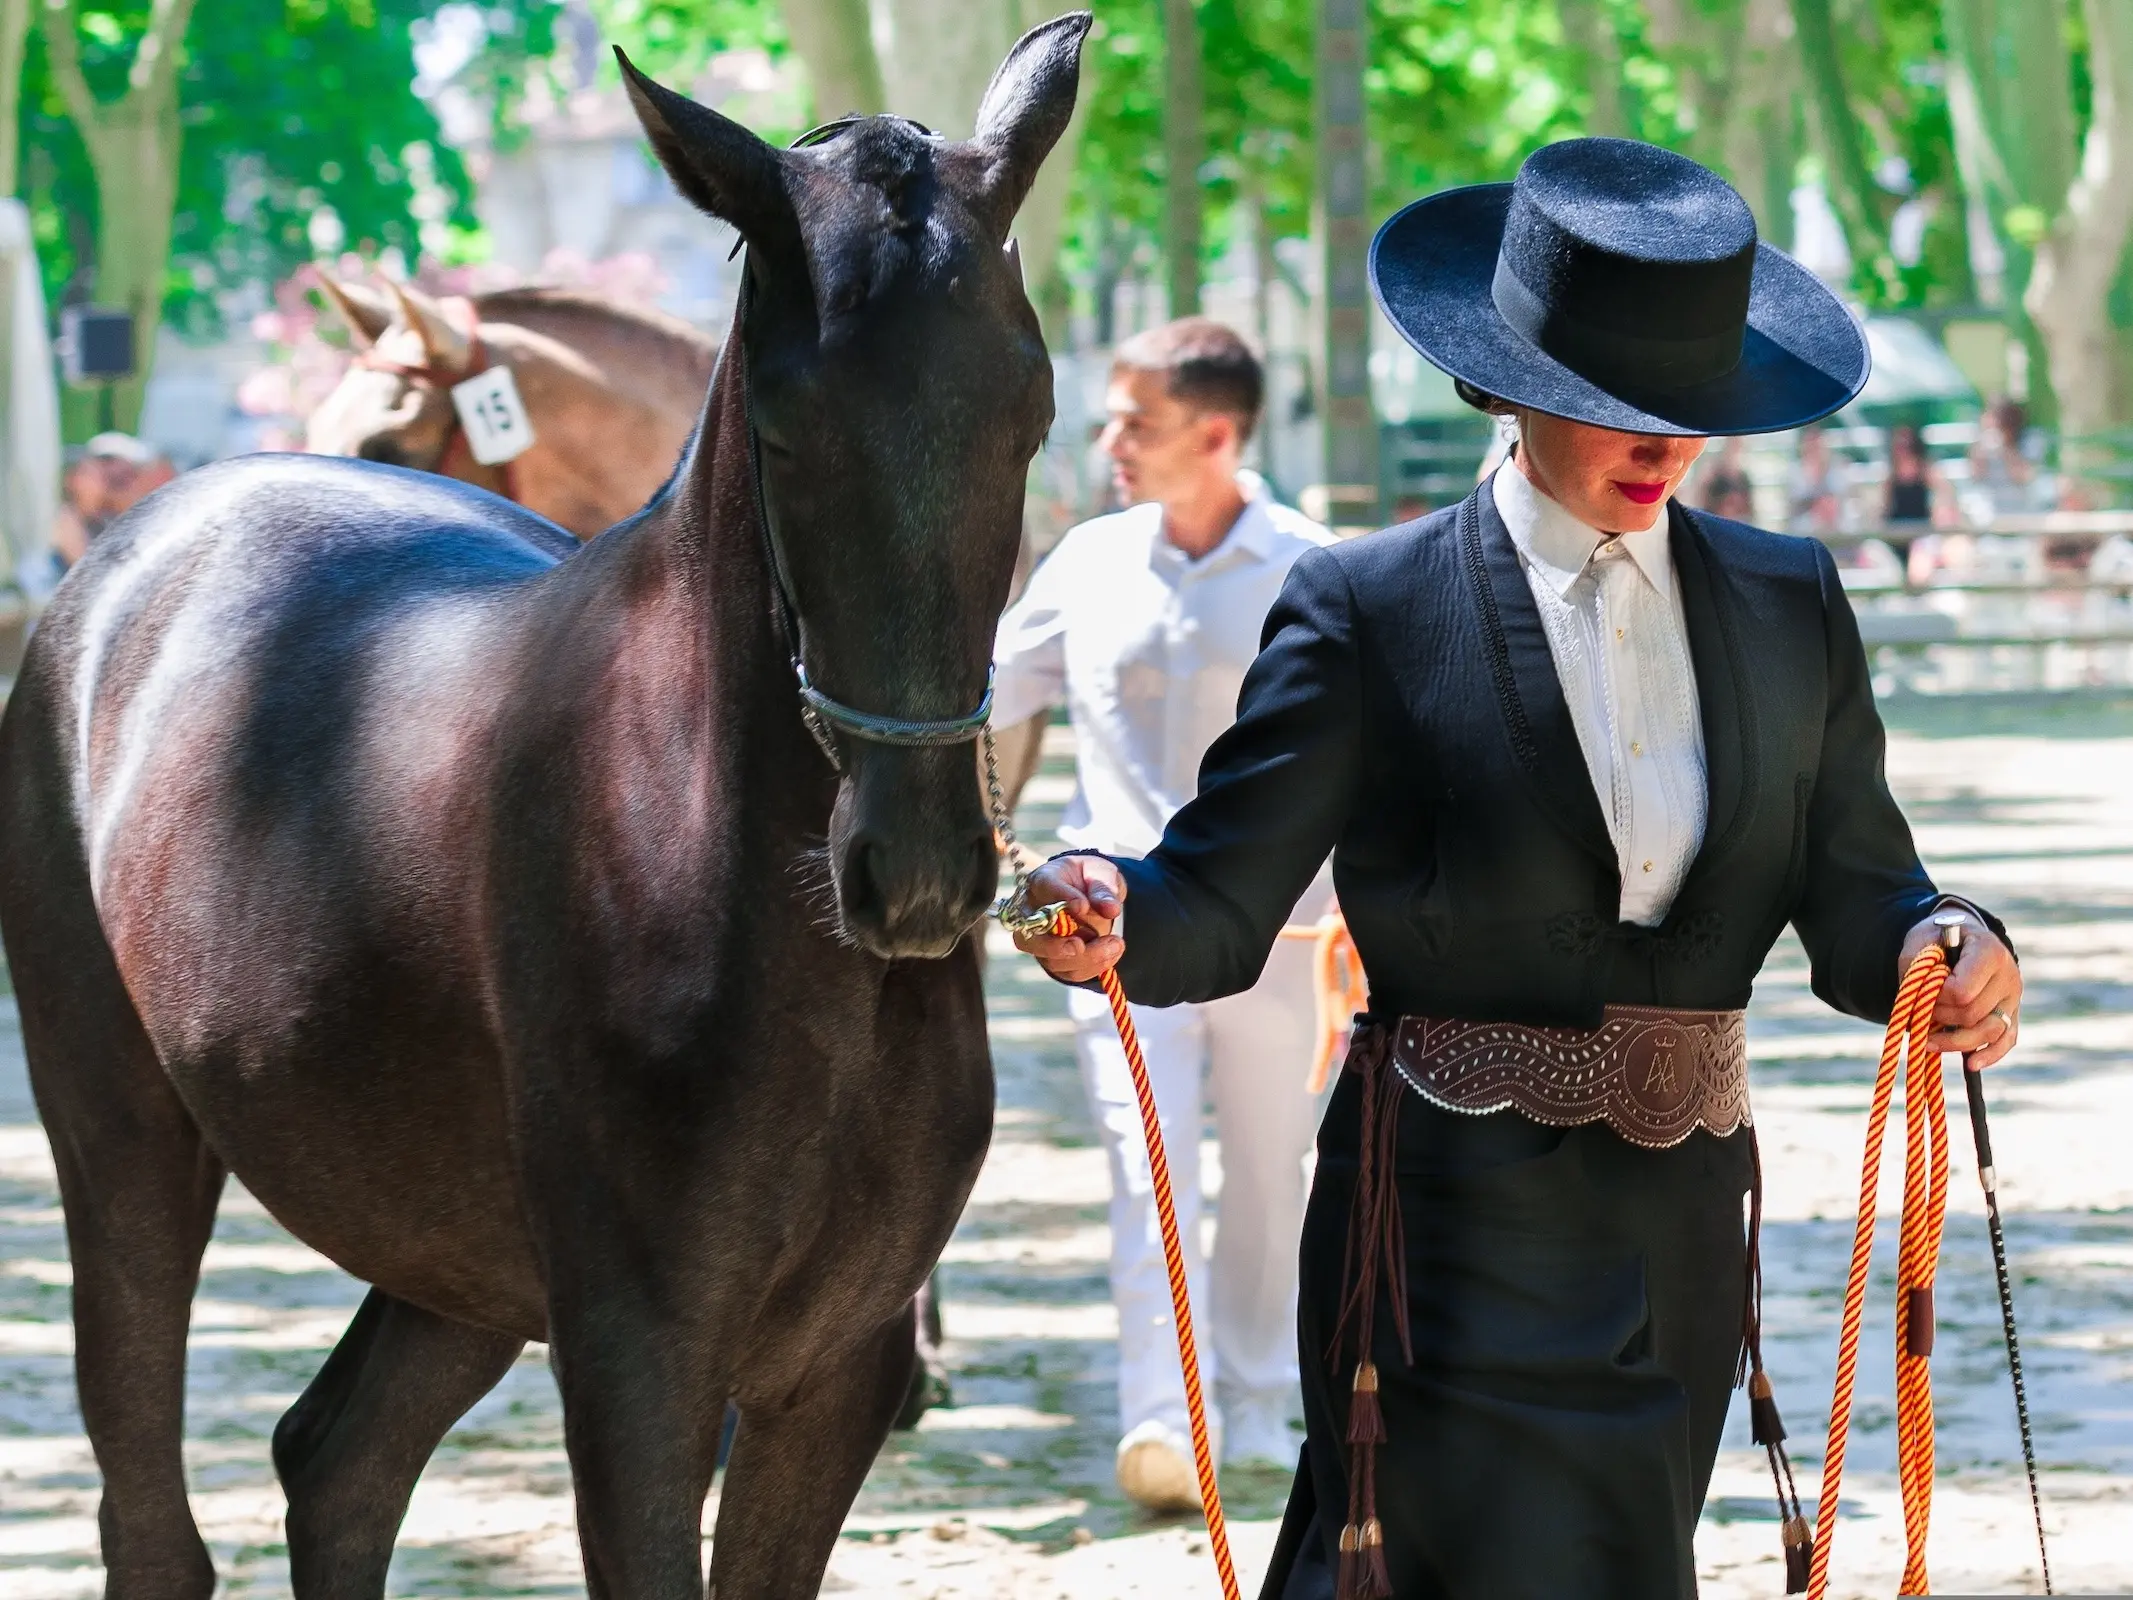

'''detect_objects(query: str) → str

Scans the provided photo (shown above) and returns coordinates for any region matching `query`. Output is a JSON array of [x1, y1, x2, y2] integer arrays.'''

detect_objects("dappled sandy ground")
[[3, 696, 2132, 1597]]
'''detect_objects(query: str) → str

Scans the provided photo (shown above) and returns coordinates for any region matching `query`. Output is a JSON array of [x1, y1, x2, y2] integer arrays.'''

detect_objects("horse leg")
[[710, 1311, 916, 1598], [274, 1288, 524, 1599], [548, 1300, 732, 1600], [9, 897, 224, 1598]]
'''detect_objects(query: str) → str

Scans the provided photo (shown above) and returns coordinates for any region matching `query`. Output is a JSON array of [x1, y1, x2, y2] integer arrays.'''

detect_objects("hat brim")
[[1369, 184, 1870, 437]]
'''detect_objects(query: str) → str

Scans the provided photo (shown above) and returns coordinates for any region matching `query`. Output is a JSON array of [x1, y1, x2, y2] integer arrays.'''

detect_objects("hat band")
[[1491, 254, 1745, 392]]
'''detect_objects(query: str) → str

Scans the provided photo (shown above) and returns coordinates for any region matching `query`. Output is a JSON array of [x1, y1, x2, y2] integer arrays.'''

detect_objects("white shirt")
[[1494, 458, 1707, 926], [993, 470, 1335, 858]]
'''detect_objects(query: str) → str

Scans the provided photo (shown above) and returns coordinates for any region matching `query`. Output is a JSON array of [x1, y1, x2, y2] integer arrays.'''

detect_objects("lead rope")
[[1808, 943, 1953, 1600], [986, 728, 1243, 1600]]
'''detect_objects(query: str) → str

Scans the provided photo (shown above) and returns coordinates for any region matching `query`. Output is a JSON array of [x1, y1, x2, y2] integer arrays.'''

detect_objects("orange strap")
[[1808, 946, 1953, 1599], [1051, 907, 1242, 1600]]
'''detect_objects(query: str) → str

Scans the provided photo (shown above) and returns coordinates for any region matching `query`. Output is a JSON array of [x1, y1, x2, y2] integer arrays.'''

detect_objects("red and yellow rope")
[[1049, 907, 1242, 1600], [1807, 945, 1953, 1600]]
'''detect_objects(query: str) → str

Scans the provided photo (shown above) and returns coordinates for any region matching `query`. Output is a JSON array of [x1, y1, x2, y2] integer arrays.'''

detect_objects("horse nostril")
[[838, 839, 888, 927], [963, 833, 999, 913]]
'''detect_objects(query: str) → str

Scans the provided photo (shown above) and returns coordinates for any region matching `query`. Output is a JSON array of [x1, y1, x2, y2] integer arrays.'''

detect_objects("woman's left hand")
[[1897, 912, 2022, 1068]]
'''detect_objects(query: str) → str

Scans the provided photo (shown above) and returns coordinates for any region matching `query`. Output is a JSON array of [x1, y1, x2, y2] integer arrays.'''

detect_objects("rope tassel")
[[1807, 946, 1953, 1600]]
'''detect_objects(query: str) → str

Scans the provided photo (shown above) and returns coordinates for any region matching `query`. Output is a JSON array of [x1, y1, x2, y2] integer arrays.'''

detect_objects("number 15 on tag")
[[451, 366, 537, 466]]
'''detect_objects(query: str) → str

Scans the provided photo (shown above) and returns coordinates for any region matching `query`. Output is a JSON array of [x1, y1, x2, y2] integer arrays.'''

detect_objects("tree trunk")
[[1789, 0, 1888, 282], [0, 0, 30, 196], [38, 0, 197, 432], [779, 0, 886, 119], [1558, 0, 1627, 138], [2024, 0, 2133, 474], [1160, 0, 1201, 318], [84, 100, 181, 429]]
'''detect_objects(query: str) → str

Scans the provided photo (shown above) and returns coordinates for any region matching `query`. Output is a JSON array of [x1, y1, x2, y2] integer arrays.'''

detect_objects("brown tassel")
[[1357, 1517, 1394, 1598], [1346, 1361, 1385, 1445], [1748, 1368, 1787, 1446], [1781, 1513, 1813, 1593], [1336, 1521, 1361, 1600]]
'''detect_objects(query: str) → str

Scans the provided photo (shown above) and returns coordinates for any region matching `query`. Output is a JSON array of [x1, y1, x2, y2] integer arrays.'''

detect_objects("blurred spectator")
[[1787, 424, 1845, 533], [1698, 437, 1755, 520], [1963, 398, 2056, 528], [1884, 424, 1948, 530], [32, 434, 176, 597]]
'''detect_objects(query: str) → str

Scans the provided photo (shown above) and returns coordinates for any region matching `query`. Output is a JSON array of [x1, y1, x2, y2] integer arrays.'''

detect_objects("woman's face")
[[1515, 410, 1708, 534]]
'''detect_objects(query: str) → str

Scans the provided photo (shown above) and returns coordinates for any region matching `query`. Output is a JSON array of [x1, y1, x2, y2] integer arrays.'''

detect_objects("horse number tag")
[[450, 366, 536, 466]]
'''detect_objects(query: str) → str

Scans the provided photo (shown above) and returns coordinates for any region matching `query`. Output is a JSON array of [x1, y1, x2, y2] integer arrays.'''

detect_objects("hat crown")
[[1494, 138, 1759, 390]]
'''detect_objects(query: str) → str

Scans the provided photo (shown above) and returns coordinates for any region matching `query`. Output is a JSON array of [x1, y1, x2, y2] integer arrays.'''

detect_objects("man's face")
[[1098, 369, 1232, 507]]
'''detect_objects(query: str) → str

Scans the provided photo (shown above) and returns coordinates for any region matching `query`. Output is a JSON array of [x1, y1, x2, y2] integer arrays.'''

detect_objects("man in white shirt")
[[992, 318, 1334, 1509]]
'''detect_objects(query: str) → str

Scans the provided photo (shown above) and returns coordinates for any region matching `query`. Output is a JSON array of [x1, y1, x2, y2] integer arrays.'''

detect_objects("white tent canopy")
[[0, 198, 60, 587]]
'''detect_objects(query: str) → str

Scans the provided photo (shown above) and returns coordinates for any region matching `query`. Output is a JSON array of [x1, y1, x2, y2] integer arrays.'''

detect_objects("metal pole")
[[1934, 910, 2053, 1594], [1314, 0, 1376, 532]]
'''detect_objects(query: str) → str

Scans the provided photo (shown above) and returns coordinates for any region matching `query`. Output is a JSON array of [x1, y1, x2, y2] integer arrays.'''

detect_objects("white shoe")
[[1115, 1416, 1219, 1513], [1223, 1393, 1301, 1469]]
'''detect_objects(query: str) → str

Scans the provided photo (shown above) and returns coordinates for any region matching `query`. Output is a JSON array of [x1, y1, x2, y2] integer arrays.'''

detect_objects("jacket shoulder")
[[1683, 507, 1831, 588], [1316, 501, 1464, 592]]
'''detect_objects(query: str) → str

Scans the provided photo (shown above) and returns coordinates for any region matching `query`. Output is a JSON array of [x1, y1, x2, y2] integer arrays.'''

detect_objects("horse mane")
[[470, 285, 720, 360]]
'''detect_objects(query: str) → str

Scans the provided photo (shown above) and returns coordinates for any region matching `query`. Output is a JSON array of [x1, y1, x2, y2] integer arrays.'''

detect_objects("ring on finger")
[[1990, 1004, 2015, 1036]]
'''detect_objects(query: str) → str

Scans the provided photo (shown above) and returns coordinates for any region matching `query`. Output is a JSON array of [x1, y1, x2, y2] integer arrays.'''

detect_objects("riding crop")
[[1807, 912, 2050, 1598]]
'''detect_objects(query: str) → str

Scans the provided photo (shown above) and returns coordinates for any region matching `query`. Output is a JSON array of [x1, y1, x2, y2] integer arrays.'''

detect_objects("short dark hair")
[[1454, 378, 1518, 418], [1111, 317, 1264, 441]]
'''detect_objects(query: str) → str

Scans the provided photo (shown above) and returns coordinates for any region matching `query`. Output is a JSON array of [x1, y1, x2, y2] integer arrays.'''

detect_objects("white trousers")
[[1068, 928, 1326, 1439]]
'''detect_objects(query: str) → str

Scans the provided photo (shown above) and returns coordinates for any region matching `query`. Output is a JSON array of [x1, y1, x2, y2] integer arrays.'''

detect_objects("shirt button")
[[1631, 740, 1643, 756], [1642, 860, 1655, 873], [1616, 627, 1626, 640]]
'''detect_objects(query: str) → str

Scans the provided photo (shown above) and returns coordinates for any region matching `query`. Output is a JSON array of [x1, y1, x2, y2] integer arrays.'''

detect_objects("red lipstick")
[[1613, 480, 1668, 506]]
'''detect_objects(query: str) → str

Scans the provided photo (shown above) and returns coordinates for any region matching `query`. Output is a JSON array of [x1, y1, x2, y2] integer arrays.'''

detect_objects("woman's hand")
[[1009, 854, 1126, 984], [1897, 911, 2022, 1068]]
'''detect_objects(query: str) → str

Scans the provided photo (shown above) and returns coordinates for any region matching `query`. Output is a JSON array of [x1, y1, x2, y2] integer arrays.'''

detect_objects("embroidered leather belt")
[[1385, 1004, 1751, 1150], [1324, 1010, 1768, 1599]]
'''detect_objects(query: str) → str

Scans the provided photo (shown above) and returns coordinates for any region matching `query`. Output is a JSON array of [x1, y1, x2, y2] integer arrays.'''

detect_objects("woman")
[[1011, 139, 2022, 1599]]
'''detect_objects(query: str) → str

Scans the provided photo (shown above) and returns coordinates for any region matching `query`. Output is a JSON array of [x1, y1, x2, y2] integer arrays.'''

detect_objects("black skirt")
[[1262, 1071, 1754, 1600]]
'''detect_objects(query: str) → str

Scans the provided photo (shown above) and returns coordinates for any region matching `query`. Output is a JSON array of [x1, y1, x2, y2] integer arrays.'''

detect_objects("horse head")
[[623, 13, 1089, 961], [306, 278, 482, 471]]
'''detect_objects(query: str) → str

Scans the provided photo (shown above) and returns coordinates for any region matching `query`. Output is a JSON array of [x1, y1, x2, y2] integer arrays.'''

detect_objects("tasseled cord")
[[1328, 1023, 1409, 1600], [1744, 1128, 1813, 1594]]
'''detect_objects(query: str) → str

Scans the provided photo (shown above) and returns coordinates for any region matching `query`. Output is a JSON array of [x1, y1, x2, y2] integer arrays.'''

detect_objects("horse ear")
[[386, 280, 472, 375], [970, 12, 1092, 232], [316, 276, 394, 348], [616, 48, 794, 249]]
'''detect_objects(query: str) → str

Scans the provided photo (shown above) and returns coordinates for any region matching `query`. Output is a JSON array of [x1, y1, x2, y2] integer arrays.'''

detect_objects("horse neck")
[[614, 339, 838, 864]]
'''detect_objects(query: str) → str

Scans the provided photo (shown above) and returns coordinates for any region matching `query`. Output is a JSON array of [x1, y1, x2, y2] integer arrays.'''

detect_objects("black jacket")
[[1109, 480, 1987, 1026]]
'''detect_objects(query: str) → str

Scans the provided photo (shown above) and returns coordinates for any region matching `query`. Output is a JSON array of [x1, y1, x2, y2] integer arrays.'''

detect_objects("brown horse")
[[306, 278, 719, 538], [0, 16, 1087, 1599]]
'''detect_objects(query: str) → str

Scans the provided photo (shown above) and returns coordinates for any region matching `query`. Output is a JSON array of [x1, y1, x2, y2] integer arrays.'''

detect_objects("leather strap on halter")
[[353, 298, 522, 504]]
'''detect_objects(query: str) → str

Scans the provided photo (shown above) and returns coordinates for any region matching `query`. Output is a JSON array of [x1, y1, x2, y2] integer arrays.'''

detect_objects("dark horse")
[[0, 16, 1087, 1598]]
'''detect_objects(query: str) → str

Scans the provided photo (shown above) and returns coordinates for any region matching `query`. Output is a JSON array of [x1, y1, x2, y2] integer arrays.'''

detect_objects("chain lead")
[[985, 723, 1066, 937]]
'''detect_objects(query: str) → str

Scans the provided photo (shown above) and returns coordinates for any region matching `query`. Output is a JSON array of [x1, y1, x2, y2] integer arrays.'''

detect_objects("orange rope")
[[1807, 946, 1952, 1600], [1277, 914, 1366, 1095], [1050, 907, 1242, 1600]]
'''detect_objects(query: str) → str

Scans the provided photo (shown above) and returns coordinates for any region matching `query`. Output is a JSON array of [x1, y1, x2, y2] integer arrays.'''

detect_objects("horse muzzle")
[[830, 746, 997, 960]]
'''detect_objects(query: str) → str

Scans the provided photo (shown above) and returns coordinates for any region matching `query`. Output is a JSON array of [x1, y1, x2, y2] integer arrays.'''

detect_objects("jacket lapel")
[[1463, 480, 1618, 871], [1670, 504, 1756, 890]]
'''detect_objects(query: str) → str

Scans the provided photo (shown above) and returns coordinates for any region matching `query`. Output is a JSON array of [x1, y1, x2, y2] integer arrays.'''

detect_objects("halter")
[[353, 302, 522, 504], [734, 115, 997, 772]]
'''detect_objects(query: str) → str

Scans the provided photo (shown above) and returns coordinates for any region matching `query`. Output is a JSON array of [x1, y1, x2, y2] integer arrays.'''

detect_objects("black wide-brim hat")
[[1371, 138, 1870, 436]]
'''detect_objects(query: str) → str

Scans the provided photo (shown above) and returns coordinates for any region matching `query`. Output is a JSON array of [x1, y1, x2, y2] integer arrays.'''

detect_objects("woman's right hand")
[[1010, 854, 1127, 984]]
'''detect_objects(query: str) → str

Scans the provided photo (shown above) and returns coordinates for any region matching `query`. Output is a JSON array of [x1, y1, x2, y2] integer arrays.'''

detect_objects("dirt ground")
[[3, 694, 2131, 1597]]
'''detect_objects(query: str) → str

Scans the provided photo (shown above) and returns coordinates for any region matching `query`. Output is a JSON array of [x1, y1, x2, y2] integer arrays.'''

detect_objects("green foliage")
[[589, 0, 786, 89], [16, 0, 557, 334]]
